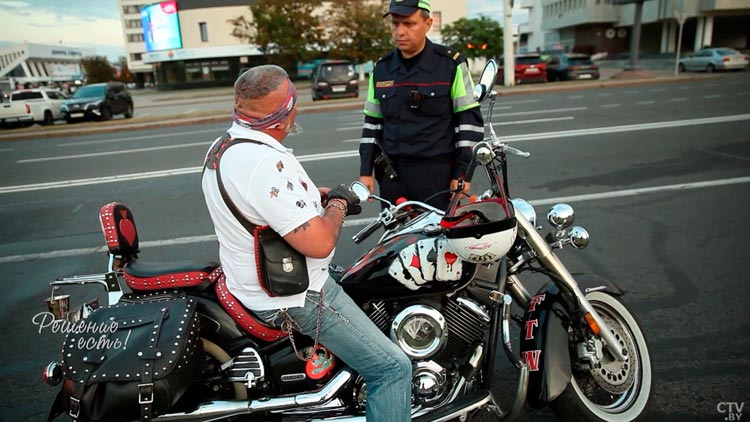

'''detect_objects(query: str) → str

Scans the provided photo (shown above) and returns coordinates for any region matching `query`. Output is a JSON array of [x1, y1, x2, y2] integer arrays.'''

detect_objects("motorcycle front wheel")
[[550, 291, 652, 422]]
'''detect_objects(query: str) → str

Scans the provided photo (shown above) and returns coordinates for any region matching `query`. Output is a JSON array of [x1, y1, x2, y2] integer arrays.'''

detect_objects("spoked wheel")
[[551, 292, 652, 421]]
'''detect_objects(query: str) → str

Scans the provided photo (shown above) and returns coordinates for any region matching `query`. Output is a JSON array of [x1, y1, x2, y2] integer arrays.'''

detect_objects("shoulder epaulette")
[[377, 50, 395, 63], [434, 44, 464, 63]]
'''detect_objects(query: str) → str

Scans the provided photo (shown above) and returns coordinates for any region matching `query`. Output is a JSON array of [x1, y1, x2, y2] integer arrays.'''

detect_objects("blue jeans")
[[255, 277, 413, 421]]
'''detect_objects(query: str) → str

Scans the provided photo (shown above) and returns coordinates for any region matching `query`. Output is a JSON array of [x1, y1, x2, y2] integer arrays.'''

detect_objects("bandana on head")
[[233, 82, 297, 130]]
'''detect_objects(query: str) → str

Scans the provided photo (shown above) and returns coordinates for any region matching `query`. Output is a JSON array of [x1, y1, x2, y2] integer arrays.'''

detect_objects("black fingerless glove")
[[328, 184, 361, 216]]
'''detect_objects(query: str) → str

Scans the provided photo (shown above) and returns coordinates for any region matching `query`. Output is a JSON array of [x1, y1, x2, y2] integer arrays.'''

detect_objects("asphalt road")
[[1, 72, 749, 421]]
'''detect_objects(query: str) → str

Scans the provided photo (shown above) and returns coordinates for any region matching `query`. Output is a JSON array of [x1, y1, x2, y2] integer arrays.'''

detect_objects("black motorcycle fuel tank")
[[338, 231, 476, 302]]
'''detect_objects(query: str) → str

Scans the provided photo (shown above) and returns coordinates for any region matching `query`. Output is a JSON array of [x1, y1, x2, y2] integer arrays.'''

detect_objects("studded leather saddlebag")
[[60, 292, 202, 421]]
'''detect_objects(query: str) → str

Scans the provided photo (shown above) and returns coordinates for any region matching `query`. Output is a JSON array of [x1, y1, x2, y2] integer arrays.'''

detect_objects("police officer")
[[359, 0, 484, 210]]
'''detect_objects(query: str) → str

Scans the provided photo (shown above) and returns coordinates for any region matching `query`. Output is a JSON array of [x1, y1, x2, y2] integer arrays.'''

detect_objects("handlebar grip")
[[352, 219, 381, 244]]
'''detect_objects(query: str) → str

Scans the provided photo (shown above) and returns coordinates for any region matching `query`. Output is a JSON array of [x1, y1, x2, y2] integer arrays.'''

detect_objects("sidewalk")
[[0, 61, 720, 142]]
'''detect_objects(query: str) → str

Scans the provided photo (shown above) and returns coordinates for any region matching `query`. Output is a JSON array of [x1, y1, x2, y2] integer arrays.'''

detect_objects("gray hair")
[[234, 64, 289, 101]]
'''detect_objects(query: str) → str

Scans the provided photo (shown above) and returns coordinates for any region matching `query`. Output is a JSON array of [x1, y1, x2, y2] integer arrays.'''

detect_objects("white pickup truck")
[[0, 99, 33, 128], [9, 88, 68, 125]]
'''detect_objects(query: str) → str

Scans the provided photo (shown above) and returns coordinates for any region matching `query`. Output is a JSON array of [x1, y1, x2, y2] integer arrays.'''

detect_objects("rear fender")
[[519, 274, 623, 408]]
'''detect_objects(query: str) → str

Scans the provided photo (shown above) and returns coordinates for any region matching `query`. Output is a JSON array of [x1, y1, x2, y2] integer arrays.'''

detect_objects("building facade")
[[519, 0, 749, 56], [0, 43, 94, 93], [118, 0, 468, 89]]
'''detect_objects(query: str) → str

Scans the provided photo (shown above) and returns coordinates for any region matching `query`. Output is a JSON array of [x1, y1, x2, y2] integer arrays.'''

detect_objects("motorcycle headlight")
[[511, 198, 537, 227]]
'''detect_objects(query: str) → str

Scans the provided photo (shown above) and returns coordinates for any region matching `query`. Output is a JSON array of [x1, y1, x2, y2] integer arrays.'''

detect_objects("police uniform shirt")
[[201, 122, 332, 311], [360, 38, 484, 181]]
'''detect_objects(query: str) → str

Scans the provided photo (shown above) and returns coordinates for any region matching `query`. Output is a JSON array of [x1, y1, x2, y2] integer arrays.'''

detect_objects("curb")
[[0, 74, 723, 142]]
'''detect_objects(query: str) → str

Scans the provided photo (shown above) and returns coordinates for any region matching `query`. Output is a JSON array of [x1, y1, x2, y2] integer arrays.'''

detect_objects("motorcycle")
[[41, 59, 651, 422]]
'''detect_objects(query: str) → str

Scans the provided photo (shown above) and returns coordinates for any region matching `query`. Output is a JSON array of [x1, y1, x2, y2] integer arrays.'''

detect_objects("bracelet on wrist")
[[326, 200, 347, 216]]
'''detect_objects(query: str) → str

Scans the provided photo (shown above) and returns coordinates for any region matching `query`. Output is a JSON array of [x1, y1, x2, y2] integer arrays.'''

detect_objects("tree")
[[325, 0, 392, 80], [441, 16, 504, 61], [80, 56, 116, 83], [116, 56, 134, 84], [228, 0, 325, 70]]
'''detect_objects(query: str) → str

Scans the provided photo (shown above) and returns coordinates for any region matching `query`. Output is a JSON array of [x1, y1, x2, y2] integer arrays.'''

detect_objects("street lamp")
[[673, 8, 688, 76]]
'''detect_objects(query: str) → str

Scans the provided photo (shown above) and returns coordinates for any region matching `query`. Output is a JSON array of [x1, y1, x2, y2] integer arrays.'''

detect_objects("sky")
[[0, 0, 527, 63]]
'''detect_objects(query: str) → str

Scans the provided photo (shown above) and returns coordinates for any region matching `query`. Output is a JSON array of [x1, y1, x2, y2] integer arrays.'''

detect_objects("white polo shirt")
[[202, 122, 332, 311]]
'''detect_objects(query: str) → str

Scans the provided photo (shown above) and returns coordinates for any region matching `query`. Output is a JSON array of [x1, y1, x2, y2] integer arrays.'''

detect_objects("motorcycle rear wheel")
[[550, 292, 652, 422]]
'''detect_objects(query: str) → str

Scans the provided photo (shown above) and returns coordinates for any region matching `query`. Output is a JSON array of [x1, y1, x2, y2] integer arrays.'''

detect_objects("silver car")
[[678, 48, 749, 73]]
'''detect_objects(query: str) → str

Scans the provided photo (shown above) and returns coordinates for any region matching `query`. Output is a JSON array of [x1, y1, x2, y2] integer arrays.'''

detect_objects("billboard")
[[141, 1, 182, 52]]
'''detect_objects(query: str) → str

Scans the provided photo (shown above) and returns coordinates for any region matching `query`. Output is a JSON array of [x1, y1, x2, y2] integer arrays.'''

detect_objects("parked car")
[[10, 88, 68, 125], [678, 48, 749, 73], [310, 60, 359, 101], [543, 53, 600, 81], [61, 82, 133, 122], [498, 54, 547, 84], [0, 100, 33, 129]]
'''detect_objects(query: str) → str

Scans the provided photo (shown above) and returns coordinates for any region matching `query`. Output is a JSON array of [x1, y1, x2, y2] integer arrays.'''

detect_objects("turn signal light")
[[42, 361, 63, 386], [584, 312, 601, 335]]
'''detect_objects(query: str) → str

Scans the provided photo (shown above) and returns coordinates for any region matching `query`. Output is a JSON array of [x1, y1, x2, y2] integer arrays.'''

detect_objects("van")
[[310, 60, 359, 101]]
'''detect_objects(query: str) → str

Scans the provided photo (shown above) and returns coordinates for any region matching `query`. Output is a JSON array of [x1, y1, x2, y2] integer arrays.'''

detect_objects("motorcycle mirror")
[[474, 59, 498, 102], [349, 181, 371, 202]]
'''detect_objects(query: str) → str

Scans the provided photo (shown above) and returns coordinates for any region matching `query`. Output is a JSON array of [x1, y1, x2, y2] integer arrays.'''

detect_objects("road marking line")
[[2, 176, 748, 263], [635, 101, 655, 105], [496, 107, 587, 117], [624, 91, 639, 94], [0, 148, 13, 152], [739, 92, 750, 96], [19, 141, 211, 163], [4, 114, 748, 194], [568, 95, 584, 99], [597, 93, 612, 97], [497, 99, 542, 105], [669, 98, 688, 102], [602, 104, 621, 108], [342, 138, 361, 143], [704, 94, 722, 99], [493, 116, 574, 126], [182, 109, 196, 114], [652, 88, 667, 92], [336, 125, 362, 131], [59, 128, 221, 147]]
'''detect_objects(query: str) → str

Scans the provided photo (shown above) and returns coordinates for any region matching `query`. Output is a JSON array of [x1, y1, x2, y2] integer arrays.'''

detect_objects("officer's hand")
[[359, 176, 375, 202], [328, 184, 361, 216], [450, 180, 471, 201]]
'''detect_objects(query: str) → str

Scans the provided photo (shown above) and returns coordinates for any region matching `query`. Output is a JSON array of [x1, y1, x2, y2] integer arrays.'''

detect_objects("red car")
[[498, 54, 548, 84]]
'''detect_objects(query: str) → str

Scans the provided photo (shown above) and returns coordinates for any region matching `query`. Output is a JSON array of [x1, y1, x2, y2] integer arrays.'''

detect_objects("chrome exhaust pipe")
[[155, 368, 354, 421]]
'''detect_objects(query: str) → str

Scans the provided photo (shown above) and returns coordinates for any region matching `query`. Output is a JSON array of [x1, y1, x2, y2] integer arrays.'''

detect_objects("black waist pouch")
[[254, 225, 309, 297], [59, 292, 202, 421]]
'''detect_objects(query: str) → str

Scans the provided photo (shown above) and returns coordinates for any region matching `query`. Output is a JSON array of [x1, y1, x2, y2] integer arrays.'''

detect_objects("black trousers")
[[374, 154, 454, 210]]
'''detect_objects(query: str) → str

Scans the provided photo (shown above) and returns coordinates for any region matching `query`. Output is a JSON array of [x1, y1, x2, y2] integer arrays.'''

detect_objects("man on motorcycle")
[[201, 65, 413, 421]]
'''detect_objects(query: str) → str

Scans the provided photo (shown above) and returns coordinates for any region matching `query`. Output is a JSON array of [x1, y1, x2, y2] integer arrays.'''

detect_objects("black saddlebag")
[[58, 291, 202, 421]]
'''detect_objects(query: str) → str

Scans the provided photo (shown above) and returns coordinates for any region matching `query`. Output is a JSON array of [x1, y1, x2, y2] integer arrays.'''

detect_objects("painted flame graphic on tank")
[[40, 59, 652, 422]]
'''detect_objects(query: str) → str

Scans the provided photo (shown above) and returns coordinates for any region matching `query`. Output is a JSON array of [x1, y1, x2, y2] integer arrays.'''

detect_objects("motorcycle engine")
[[363, 297, 490, 404]]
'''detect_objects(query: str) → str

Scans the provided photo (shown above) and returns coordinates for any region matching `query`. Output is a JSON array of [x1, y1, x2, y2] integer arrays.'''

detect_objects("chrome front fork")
[[513, 213, 628, 362]]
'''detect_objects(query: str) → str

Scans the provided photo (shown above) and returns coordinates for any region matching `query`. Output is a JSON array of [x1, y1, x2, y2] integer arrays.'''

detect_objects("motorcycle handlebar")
[[352, 219, 381, 244]]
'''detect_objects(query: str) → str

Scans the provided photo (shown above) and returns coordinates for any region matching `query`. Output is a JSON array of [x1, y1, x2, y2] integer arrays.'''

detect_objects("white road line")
[[497, 99, 542, 105], [182, 109, 196, 114], [2, 176, 748, 263], [739, 92, 750, 96], [495, 106, 587, 117], [602, 104, 621, 108], [4, 114, 748, 194], [19, 141, 211, 163], [652, 88, 667, 92], [568, 95, 584, 99], [635, 101, 655, 105], [669, 98, 688, 102], [498, 113, 750, 142], [493, 116, 574, 126], [0, 148, 13, 152], [624, 91, 639, 94], [679, 86, 691, 90], [342, 138, 361, 143], [597, 93, 612, 97], [704, 94, 723, 99], [336, 125, 362, 131], [59, 128, 221, 147]]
